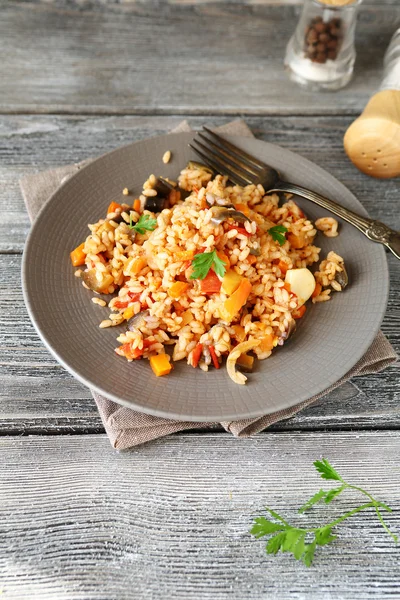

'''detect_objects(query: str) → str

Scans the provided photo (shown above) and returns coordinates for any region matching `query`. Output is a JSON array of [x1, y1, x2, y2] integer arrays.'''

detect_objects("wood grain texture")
[[1, 2, 399, 116], [2, 114, 400, 253], [0, 251, 398, 433], [0, 432, 399, 599]]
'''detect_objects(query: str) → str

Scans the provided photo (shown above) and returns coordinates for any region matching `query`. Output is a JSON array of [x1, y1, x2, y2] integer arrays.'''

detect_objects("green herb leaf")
[[298, 489, 327, 513], [190, 250, 226, 280], [315, 526, 337, 546], [324, 485, 346, 504], [250, 517, 285, 539], [129, 213, 157, 234], [314, 458, 344, 482], [266, 532, 287, 555], [302, 541, 317, 567], [268, 225, 288, 246], [250, 458, 397, 568]]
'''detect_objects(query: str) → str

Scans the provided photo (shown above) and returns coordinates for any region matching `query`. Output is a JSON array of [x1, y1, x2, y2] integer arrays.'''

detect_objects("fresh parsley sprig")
[[250, 458, 397, 567], [129, 213, 157, 234], [190, 250, 226, 280], [268, 225, 288, 246]]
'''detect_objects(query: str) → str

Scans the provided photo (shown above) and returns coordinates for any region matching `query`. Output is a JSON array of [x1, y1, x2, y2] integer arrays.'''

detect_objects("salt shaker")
[[344, 28, 400, 178], [284, 0, 362, 92]]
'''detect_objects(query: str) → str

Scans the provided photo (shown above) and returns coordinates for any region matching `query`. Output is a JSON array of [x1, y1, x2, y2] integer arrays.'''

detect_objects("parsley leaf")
[[129, 213, 157, 235], [190, 250, 226, 280], [314, 458, 343, 482], [250, 458, 397, 567], [268, 225, 288, 246]]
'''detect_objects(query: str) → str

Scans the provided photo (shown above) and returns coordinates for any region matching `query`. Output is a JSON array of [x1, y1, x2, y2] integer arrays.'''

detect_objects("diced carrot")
[[247, 254, 257, 264], [287, 232, 306, 249], [312, 282, 322, 298], [209, 345, 220, 369], [293, 305, 307, 319], [168, 281, 190, 299], [200, 270, 222, 294], [234, 203, 250, 215], [277, 260, 288, 275], [216, 250, 230, 270], [131, 257, 147, 274], [181, 309, 193, 327], [283, 282, 291, 294], [176, 250, 195, 261], [220, 278, 252, 322], [107, 201, 122, 215], [150, 353, 172, 377], [259, 333, 274, 353], [133, 198, 141, 213], [237, 353, 254, 371], [123, 305, 136, 320], [70, 243, 86, 267], [232, 324, 246, 342], [192, 343, 203, 368]]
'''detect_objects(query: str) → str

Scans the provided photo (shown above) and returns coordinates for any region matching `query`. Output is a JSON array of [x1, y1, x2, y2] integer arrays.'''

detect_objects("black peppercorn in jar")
[[284, 0, 362, 92]]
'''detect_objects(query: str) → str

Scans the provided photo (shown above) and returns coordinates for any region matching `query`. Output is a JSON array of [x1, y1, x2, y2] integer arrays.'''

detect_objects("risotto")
[[70, 162, 347, 384]]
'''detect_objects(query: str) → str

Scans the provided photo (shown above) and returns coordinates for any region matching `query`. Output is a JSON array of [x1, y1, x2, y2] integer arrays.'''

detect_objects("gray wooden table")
[[1, 1, 399, 598]]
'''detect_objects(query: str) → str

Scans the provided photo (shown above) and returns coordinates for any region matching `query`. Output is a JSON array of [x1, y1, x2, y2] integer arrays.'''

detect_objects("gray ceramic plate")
[[22, 133, 389, 421]]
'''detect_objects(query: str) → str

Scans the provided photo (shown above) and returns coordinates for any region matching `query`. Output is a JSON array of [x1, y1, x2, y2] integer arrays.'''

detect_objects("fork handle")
[[270, 182, 400, 261]]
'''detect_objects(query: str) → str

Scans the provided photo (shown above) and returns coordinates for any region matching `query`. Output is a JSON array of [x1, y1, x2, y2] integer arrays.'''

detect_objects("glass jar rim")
[[310, 0, 363, 9]]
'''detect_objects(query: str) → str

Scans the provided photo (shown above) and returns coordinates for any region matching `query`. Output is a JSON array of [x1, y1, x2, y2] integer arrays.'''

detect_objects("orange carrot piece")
[[283, 282, 291, 294], [192, 343, 203, 368], [209, 345, 220, 369], [259, 333, 274, 353], [234, 203, 250, 215], [70, 243, 86, 267], [176, 250, 195, 261], [293, 305, 307, 319], [312, 282, 322, 298], [220, 278, 252, 322], [216, 250, 230, 270], [168, 281, 190, 299], [131, 257, 147, 274], [287, 232, 306, 249], [247, 254, 257, 264], [232, 324, 246, 342], [133, 198, 141, 213], [107, 201, 122, 215], [277, 260, 289, 275], [150, 353, 172, 377]]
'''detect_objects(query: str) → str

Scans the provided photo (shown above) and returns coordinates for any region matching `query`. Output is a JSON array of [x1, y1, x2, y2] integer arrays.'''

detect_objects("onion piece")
[[226, 339, 261, 385]]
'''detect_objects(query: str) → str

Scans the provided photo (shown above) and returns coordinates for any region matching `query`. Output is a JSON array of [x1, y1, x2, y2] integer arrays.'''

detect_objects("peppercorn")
[[303, 16, 343, 64]]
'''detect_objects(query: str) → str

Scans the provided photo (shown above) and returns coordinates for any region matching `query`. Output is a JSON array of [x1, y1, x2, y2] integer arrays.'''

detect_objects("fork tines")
[[189, 126, 266, 187]]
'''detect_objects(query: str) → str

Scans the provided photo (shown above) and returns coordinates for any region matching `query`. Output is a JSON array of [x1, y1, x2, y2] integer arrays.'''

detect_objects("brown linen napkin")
[[20, 119, 398, 449]]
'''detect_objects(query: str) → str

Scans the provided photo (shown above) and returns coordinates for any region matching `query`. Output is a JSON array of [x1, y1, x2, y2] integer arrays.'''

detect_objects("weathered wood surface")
[[2, 114, 400, 253], [0, 432, 399, 599], [1, 2, 399, 116], [1, 114, 399, 432], [0, 250, 399, 432]]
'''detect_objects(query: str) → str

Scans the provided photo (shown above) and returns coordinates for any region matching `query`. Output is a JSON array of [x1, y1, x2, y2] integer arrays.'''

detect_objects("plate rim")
[[22, 132, 389, 421]]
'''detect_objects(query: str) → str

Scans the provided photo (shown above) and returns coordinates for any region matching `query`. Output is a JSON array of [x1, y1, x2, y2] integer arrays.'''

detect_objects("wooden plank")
[[0, 432, 399, 599], [2, 114, 400, 253], [0, 251, 398, 432], [1, 2, 399, 115]]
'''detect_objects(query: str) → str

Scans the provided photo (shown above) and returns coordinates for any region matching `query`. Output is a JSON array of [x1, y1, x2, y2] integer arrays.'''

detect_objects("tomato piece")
[[200, 270, 222, 294], [209, 345, 220, 369]]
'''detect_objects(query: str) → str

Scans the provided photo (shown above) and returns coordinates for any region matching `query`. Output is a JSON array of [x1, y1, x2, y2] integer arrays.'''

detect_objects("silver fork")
[[189, 127, 400, 260]]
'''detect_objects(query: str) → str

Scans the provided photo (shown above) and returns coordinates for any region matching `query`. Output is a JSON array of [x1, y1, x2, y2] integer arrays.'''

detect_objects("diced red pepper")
[[192, 343, 203, 368], [226, 224, 252, 237], [114, 300, 130, 309], [200, 270, 222, 294], [209, 345, 220, 369], [128, 291, 142, 302]]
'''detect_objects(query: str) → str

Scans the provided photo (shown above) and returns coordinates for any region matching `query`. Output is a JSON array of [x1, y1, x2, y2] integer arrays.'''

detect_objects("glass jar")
[[380, 27, 400, 92], [284, 0, 362, 92]]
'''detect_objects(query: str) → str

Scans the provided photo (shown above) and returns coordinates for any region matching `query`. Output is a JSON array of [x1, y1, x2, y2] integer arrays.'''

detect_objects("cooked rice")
[[74, 164, 346, 383]]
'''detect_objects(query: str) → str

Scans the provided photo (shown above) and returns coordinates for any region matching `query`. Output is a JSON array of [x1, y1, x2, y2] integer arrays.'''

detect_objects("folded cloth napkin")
[[20, 119, 398, 450]]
